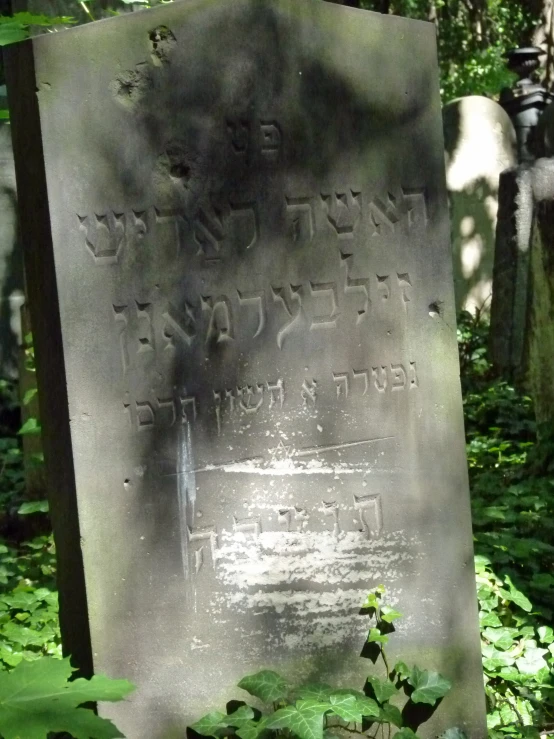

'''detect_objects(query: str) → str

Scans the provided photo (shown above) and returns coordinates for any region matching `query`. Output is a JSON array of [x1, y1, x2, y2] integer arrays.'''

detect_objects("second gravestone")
[[6, 2, 485, 737]]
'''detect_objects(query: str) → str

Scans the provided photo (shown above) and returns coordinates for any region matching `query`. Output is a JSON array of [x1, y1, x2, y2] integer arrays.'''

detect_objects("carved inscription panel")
[[83, 118, 430, 599]]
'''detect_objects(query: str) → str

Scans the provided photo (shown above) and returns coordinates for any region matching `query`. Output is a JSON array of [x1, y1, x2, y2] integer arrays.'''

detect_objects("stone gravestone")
[[6, 2, 485, 737], [443, 96, 517, 314]]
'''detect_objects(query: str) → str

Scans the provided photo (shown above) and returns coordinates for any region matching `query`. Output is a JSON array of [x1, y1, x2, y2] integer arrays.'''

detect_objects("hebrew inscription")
[[184, 492, 385, 577], [79, 180, 428, 266], [111, 270, 414, 370]]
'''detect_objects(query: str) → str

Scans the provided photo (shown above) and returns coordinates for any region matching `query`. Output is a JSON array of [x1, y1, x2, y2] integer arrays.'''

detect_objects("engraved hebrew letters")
[[136, 301, 155, 354], [226, 117, 282, 161], [341, 255, 370, 323], [162, 302, 196, 350], [238, 290, 265, 338], [372, 366, 388, 393], [332, 364, 418, 399], [354, 493, 383, 537], [301, 379, 317, 406], [322, 190, 361, 239], [402, 186, 428, 227], [285, 196, 315, 244], [260, 121, 282, 160], [272, 284, 303, 349], [79, 212, 125, 264], [194, 196, 225, 261], [188, 525, 218, 574], [113, 304, 130, 373], [233, 515, 262, 537], [267, 379, 285, 408], [309, 282, 339, 329], [368, 192, 399, 235], [202, 295, 234, 344]]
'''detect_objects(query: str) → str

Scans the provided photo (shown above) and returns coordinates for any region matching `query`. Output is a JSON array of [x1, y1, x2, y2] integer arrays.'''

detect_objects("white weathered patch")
[[208, 529, 417, 651]]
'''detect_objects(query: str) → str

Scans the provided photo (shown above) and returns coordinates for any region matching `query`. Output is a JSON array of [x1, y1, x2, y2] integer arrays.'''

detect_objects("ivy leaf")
[[267, 702, 327, 739], [499, 576, 532, 612], [515, 646, 548, 674], [395, 730, 421, 739], [0, 656, 133, 739], [22, 388, 38, 406], [295, 684, 333, 701], [236, 720, 266, 739], [408, 669, 452, 705], [392, 662, 411, 680], [5, 12, 75, 26], [18, 418, 41, 436], [191, 711, 227, 737], [538, 625, 554, 644], [328, 694, 362, 722], [366, 676, 398, 703], [2, 591, 40, 611], [0, 24, 28, 45], [380, 605, 402, 623], [482, 627, 518, 651], [378, 703, 402, 727], [482, 647, 516, 671], [479, 611, 502, 628], [367, 628, 388, 644], [355, 696, 379, 718], [18, 501, 49, 516], [362, 593, 379, 610], [1, 622, 45, 648], [238, 669, 288, 703], [224, 706, 255, 729]]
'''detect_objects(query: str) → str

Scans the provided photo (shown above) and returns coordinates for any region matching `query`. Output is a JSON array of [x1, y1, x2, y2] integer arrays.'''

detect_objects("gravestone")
[[443, 96, 517, 314], [490, 157, 554, 425], [6, 2, 486, 737]]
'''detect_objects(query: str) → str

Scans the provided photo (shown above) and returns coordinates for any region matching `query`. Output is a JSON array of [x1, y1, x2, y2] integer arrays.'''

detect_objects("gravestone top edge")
[[11, 0, 438, 51]]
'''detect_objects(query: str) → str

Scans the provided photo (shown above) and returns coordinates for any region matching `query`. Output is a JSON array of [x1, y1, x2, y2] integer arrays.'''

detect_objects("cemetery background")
[[0, 0, 551, 738]]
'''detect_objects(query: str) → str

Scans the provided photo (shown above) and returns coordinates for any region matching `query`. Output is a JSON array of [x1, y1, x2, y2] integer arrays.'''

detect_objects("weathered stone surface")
[[443, 96, 517, 314], [6, 2, 485, 737]]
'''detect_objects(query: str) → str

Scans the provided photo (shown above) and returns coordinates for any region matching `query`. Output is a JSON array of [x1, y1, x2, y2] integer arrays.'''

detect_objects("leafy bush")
[[0, 535, 59, 670], [458, 311, 554, 738]]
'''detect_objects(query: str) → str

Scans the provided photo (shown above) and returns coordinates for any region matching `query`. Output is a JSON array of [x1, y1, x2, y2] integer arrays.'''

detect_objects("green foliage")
[[0, 535, 59, 669], [0, 12, 75, 46], [358, 0, 531, 101], [238, 670, 289, 703], [457, 311, 554, 738], [0, 656, 134, 739], [191, 587, 461, 739], [17, 500, 48, 515]]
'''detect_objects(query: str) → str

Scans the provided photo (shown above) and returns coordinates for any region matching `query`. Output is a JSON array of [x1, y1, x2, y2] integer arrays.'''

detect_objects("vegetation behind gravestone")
[[458, 310, 554, 738]]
